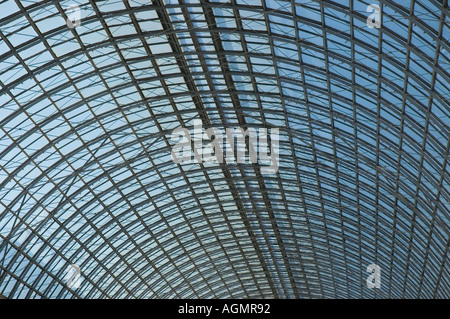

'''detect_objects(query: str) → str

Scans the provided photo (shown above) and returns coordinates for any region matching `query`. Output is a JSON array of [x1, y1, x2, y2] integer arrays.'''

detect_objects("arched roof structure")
[[0, 0, 448, 298]]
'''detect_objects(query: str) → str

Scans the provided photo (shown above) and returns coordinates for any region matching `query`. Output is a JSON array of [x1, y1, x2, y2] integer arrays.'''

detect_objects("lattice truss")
[[0, 0, 448, 298]]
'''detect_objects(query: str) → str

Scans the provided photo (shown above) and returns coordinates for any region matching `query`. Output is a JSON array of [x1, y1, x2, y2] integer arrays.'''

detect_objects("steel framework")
[[0, 0, 448, 298]]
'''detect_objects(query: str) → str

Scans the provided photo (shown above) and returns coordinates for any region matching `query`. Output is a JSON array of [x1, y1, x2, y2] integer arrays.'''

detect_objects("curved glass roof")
[[0, 0, 448, 299]]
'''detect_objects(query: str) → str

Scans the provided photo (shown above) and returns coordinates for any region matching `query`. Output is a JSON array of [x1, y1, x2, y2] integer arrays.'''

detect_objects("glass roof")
[[0, 0, 448, 298]]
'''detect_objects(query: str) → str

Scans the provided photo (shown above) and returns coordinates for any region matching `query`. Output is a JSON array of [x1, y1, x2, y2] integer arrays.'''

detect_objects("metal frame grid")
[[0, 0, 448, 298]]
